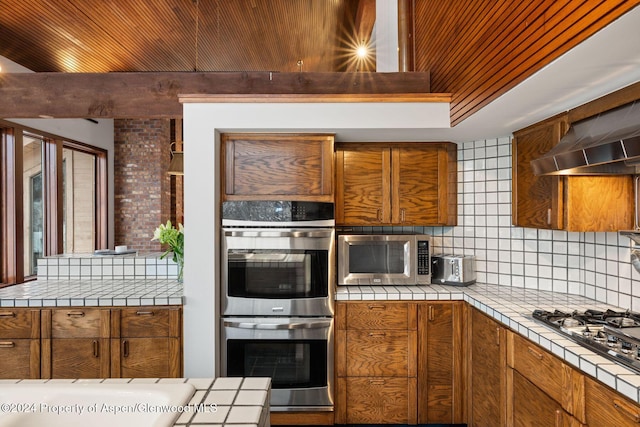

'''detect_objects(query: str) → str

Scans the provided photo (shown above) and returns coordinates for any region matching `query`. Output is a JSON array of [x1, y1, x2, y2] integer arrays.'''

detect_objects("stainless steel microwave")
[[337, 234, 431, 285]]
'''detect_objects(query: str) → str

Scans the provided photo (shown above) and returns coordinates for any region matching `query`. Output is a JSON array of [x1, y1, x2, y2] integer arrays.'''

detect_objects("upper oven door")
[[222, 228, 335, 316]]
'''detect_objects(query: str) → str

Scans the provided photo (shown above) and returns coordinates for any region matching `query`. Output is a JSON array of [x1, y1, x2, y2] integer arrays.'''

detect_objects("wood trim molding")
[[178, 92, 451, 104], [0, 72, 436, 118], [0, 127, 23, 285]]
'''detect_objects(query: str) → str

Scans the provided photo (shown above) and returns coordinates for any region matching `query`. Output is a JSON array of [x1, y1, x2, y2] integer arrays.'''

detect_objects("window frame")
[[0, 121, 108, 287]]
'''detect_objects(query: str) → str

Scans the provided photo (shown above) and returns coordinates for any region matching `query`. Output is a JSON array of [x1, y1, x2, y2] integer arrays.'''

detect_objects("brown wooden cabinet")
[[512, 113, 633, 231], [110, 306, 182, 378], [335, 301, 418, 425], [222, 133, 334, 202], [335, 300, 465, 425], [418, 301, 465, 424], [335, 142, 457, 226], [0, 309, 40, 379], [1, 305, 182, 380], [585, 375, 640, 427], [41, 308, 111, 379], [506, 330, 586, 426], [469, 308, 506, 427]]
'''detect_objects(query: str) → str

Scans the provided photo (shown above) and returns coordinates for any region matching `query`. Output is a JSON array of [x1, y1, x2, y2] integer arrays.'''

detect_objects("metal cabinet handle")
[[92, 340, 99, 358], [527, 346, 544, 360], [377, 209, 382, 221], [547, 208, 552, 225], [369, 379, 385, 385], [555, 409, 562, 427], [613, 399, 640, 423], [367, 304, 386, 311], [122, 340, 129, 358], [401, 208, 406, 223], [428, 306, 435, 321], [135, 311, 154, 316], [66, 311, 85, 317], [0, 341, 15, 348], [0, 312, 15, 317], [496, 327, 501, 346]]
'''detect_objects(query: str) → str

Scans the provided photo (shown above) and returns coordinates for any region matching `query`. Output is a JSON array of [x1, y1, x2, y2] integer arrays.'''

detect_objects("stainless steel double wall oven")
[[220, 201, 335, 412]]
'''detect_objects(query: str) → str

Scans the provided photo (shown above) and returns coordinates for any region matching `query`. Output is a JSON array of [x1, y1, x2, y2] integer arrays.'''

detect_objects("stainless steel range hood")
[[531, 100, 640, 176]]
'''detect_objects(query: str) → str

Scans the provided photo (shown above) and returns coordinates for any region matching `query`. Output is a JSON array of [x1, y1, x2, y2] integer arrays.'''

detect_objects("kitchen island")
[[0, 377, 271, 427]]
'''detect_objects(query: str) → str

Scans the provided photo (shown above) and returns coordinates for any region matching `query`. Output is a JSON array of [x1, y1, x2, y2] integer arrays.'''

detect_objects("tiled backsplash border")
[[346, 137, 639, 310], [37, 253, 180, 280]]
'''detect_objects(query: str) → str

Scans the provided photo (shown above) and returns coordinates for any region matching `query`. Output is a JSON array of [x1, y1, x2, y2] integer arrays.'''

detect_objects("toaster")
[[431, 255, 476, 286]]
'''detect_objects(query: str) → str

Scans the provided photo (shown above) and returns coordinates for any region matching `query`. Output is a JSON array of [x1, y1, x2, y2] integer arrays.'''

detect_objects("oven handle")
[[224, 229, 334, 238], [223, 319, 332, 330]]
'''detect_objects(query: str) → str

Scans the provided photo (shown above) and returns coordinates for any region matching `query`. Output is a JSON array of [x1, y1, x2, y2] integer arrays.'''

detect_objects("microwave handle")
[[223, 319, 332, 330]]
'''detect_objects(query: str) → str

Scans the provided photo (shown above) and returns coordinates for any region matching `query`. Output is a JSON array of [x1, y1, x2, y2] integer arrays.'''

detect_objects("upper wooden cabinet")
[[513, 113, 633, 232], [335, 142, 457, 226], [222, 133, 334, 202]]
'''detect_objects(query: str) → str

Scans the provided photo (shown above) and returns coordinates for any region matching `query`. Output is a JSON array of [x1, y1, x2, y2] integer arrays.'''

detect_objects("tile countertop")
[[0, 377, 271, 427], [0, 278, 183, 307], [337, 283, 640, 405]]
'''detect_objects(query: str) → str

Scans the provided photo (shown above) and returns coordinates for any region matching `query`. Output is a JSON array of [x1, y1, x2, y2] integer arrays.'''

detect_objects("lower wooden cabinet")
[[335, 301, 464, 425], [469, 308, 506, 427], [0, 306, 181, 379], [111, 307, 182, 378], [0, 309, 40, 379], [42, 308, 111, 378], [585, 376, 640, 427]]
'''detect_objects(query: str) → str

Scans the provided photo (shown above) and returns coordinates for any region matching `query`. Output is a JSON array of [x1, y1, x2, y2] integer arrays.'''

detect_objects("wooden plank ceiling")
[[0, 0, 638, 124]]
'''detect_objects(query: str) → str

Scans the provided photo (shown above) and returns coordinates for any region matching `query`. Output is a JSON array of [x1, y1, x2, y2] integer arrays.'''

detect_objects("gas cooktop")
[[531, 309, 640, 374]]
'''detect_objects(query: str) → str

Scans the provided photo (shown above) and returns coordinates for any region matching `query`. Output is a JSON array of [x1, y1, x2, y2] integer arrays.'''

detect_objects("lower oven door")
[[221, 317, 333, 411]]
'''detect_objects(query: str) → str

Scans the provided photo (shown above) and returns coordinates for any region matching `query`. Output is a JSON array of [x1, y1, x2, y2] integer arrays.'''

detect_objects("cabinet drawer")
[[345, 377, 416, 424], [119, 308, 175, 337], [508, 332, 566, 404], [0, 339, 38, 379], [346, 330, 411, 376], [346, 302, 413, 330], [0, 309, 36, 338], [585, 376, 640, 426], [51, 309, 105, 338]]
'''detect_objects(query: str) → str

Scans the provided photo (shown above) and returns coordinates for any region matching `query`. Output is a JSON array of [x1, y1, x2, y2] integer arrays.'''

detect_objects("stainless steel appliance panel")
[[222, 228, 335, 316], [221, 317, 334, 411]]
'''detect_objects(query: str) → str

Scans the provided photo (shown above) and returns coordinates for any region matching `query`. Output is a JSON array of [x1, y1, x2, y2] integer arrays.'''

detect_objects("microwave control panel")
[[417, 239, 430, 276]]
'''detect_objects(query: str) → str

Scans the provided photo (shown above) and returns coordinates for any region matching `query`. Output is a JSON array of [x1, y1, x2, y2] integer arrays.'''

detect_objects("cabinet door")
[[585, 376, 640, 427], [222, 133, 334, 202], [0, 309, 40, 379], [511, 369, 568, 427], [418, 302, 465, 424], [346, 330, 411, 377], [111, 307, 182, 378], [512, 114, 566, 229], [344, 377, 417, 425], [335, 145, 390, 225], [41, 308, 110, 379], [470, 309, 506, 427], [393, 144, 456, 225], [118, 337, 180, 378], [49, 338, 110, 378]]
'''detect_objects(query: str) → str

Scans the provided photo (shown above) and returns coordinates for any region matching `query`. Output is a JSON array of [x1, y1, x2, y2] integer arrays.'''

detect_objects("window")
[[0, 123, 107, 286]]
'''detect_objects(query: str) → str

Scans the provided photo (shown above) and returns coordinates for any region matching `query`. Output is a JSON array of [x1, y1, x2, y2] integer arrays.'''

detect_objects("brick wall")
[[114, 119, 172, 251]]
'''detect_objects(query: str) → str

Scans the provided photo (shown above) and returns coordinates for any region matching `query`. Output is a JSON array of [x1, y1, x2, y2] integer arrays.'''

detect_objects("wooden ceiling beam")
[[0, 71, 431, 118]]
